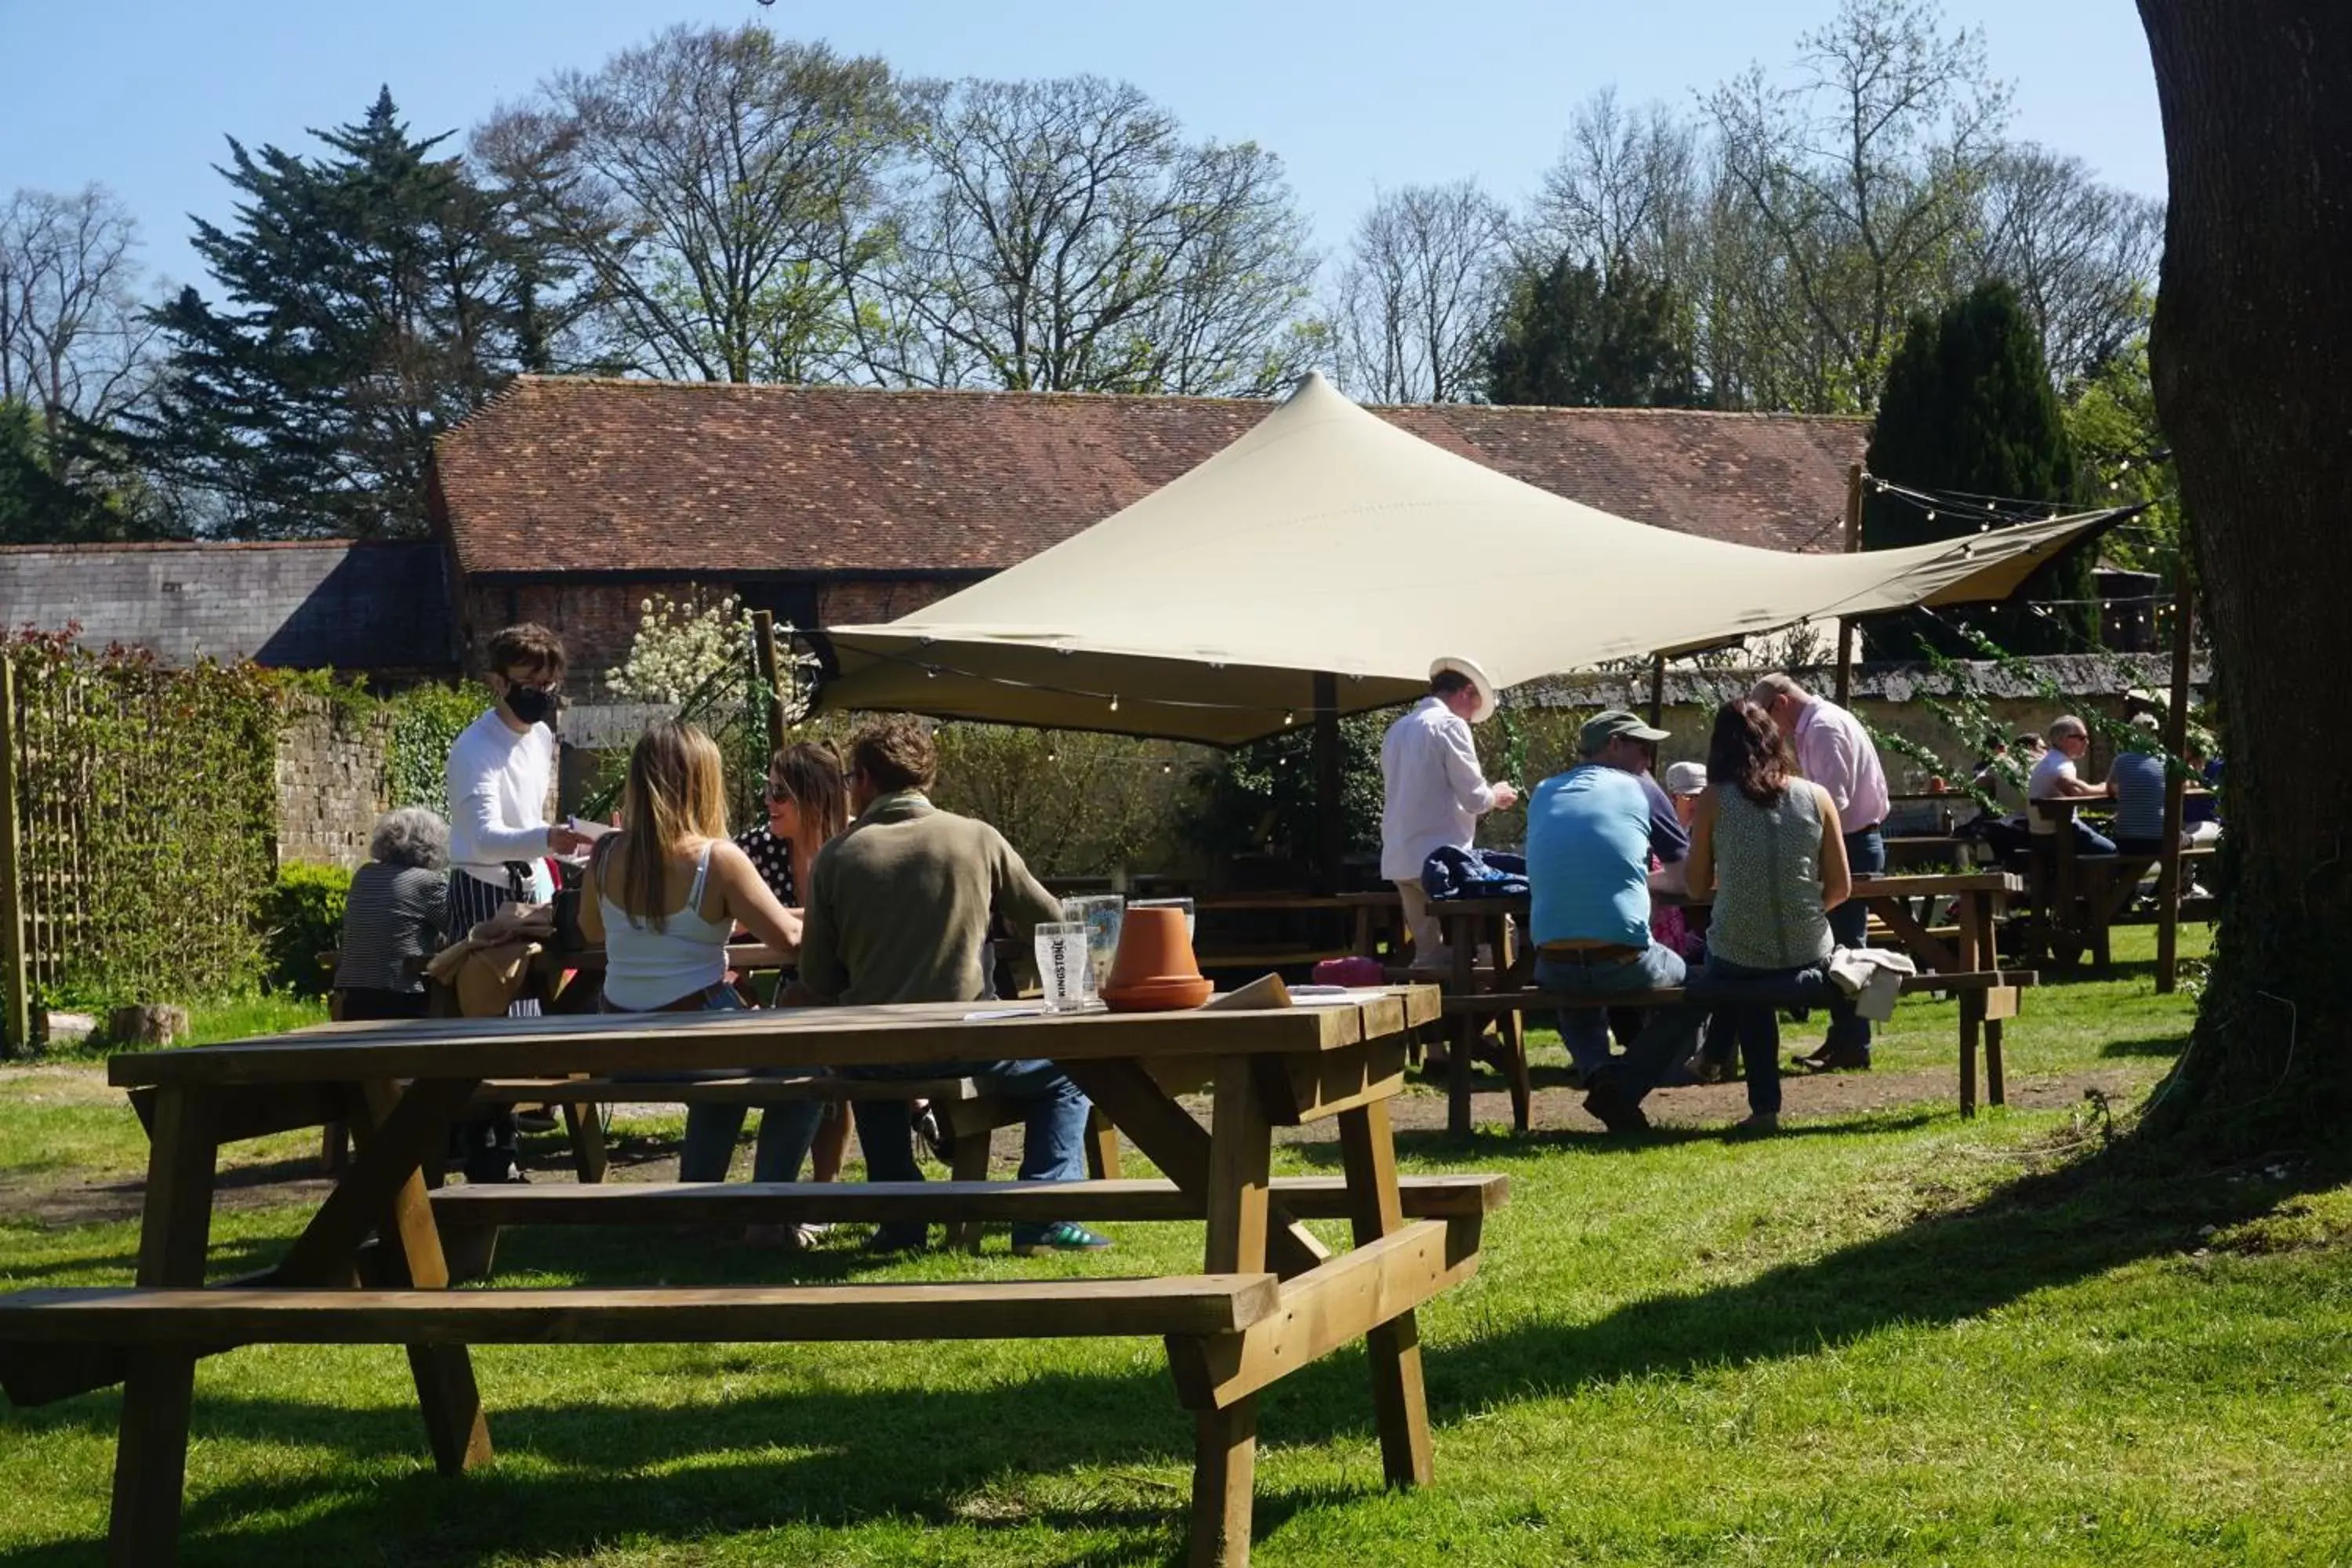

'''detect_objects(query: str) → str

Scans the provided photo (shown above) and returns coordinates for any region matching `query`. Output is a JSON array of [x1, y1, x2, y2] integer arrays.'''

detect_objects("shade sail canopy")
[[816, 373, 2116, 746]]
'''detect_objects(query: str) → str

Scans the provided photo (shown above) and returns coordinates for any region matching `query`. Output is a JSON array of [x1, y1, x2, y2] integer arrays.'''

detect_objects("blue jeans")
[[845, 1058, 1092, 1248], [1534, 942, 1688, 1080], [1692, 956, 1834, 1116], [2065, 818, 2118, 856], [605, 984, 826, 1185], [1824, 826, 1886, 1059]]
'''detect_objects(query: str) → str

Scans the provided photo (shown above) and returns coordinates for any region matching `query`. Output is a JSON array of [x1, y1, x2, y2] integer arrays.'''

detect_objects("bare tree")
[[848, 76, 1318, 395], [0, 185, 160, 461], [1973, 144, 2164, 387], [1530, 89, 1702, 282], [1328, 180, 1511, 403], [477, 25, 908, 383], [1704, 0, 2013, 410]]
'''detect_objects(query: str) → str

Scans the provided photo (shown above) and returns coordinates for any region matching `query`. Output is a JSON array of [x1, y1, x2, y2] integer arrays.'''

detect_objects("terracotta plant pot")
[[1102, 906, 1210, 1012]]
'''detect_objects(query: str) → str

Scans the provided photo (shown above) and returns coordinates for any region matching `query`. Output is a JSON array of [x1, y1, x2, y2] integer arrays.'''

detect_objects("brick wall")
[[815, 578, 962, 626], [460, 575, 978, 682], [273, 695, 391, 869]]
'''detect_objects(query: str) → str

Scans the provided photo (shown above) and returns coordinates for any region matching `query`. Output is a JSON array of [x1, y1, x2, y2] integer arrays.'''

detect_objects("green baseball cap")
[[1581, 710, 1671, 753]]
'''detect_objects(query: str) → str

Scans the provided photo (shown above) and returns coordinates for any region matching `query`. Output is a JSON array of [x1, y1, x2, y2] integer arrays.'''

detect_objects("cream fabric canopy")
[[815, 372, 2114, 746]]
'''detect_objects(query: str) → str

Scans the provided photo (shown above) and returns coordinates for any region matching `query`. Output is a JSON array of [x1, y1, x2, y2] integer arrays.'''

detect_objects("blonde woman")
[[581, 720, 814, 1185]]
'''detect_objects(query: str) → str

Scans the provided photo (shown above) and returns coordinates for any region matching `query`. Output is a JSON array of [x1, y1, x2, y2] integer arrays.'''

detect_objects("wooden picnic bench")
[[2027, 799, 2218, 969], [1190, 890, 1403, 971], [1408, 873, 2031, 1136], [0, 985, 1491, 1568]]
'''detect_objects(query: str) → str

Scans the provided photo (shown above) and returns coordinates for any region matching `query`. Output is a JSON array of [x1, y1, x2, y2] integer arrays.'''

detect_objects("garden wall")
[[273, 695, 392, 869]]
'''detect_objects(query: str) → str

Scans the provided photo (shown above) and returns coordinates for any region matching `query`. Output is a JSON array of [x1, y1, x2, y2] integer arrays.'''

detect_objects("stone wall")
[[1507, 653, 2211, 804], [273, 695, 391, 869]]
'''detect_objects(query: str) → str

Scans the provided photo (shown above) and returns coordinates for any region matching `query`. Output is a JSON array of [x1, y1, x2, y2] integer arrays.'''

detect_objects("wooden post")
[[1834, 461, 1864, 707], [750, 609, 788, 760], [2155, 570, 2194, 993], [1646, 654, 1666, 728], [0, 654, 27, 1057], [1312, 672, 1342, 895]]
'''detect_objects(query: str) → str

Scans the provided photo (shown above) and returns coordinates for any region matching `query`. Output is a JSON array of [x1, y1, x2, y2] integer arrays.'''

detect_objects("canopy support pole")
[[750, 610, 788, 758], [2156, 569, 2194, 993], [1646, 655, 1666, 727], [1313, 673, 1343, 895], [1834, 462, 1864, 706]]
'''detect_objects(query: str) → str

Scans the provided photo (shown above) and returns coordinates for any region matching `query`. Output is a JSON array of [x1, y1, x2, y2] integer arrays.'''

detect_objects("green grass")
[[5, 926, 2350, 1566]]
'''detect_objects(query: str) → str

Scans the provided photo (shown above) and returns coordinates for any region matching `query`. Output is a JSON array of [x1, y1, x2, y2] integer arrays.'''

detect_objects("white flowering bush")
[[606, 594, 752, 708]]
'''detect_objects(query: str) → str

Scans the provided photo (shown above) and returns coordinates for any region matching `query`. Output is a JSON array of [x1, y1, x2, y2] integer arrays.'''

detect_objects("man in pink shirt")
[[1750, 673, 1890, 1070]]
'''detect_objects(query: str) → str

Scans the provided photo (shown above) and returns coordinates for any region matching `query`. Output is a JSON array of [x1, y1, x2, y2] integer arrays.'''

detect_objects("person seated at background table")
[[332, 808, 452, 1021], [1661, 761, 1742, 1084], [1748, 672, 1888, 1073], [1686, 702, 1852, 1131], [797, 715, 1109, 1257], [2109, 713, 2223, 858], [2027, 715, 2117, 856], [1526, 710, 1700, 1124], [1965, 733, 2041, 860], [737, 740, 848, 906], [731, 739, 857, 1196], [580, 720, 816, 1191]]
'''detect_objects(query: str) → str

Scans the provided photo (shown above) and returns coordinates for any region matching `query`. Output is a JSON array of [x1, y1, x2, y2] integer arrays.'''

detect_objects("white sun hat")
[[1428, 655, 1498, 724]]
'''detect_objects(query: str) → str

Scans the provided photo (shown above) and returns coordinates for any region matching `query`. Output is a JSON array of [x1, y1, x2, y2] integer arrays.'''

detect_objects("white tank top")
[[599, 840, 731, 1011]]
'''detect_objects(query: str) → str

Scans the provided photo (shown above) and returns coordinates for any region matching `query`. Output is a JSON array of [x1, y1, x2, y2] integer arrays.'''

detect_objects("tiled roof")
[[0, 539, 457, 671], [434, 376, 1866, 579]]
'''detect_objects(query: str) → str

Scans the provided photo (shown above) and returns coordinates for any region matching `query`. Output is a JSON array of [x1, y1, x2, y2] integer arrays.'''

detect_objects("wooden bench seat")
[[471, 1074, 989, 1107], [0, 1276, 1280, 1361], [430, 1173, 1510, 1230], [1433, 970, 2035, 1119], [1441, 969, 2038, 1016]]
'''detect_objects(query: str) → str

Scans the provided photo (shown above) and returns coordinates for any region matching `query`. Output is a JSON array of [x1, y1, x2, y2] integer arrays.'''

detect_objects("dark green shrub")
[[261, 862, 352, 997]]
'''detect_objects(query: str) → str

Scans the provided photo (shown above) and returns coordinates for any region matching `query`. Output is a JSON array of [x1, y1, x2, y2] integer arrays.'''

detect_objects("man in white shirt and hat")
[[1380, 656, 1518, 964]]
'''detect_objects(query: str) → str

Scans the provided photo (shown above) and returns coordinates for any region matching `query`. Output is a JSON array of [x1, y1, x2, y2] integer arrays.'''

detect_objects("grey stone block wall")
[[273, 697, 391, 869]]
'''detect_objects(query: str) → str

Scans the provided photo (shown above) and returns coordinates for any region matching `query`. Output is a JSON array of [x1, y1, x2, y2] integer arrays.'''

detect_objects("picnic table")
[[1414, 872, 2030, 1134], [0, 985, 1499, 1568], [1191, 889, 1403, 970]]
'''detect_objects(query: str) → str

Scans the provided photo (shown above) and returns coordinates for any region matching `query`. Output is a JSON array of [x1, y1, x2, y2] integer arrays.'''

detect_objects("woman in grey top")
[[332, 808, 452, 1020], [1686, 702, 1853, 1131]]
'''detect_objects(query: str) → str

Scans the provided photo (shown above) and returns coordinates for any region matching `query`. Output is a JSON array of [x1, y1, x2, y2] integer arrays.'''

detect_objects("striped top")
[[1708, 783, 1835, 971], [332, 862, 450, 993]]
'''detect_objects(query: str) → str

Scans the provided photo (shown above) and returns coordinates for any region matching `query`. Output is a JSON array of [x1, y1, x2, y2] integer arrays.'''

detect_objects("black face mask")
[[504, 684, 555, 726]]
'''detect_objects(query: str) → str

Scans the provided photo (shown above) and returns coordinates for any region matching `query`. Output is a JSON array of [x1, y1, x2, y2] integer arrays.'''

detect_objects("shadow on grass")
[[4, 1363, 1358, 1568], [8, 1141, 2341, 1566], [2100, 1034, 2191, 1059], [1410, 1138, 2352, 1414]]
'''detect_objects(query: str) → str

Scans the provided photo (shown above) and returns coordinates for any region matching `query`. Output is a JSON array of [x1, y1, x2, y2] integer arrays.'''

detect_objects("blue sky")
[[0, 0, 2165, 298]]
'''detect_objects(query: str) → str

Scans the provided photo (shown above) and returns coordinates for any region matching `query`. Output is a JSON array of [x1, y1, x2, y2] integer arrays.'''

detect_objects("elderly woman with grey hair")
[[332, 807, 453, 1020]]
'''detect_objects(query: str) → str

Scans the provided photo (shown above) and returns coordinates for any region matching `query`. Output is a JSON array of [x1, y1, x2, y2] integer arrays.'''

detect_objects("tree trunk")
[[2136, 2, 2352, 1149]]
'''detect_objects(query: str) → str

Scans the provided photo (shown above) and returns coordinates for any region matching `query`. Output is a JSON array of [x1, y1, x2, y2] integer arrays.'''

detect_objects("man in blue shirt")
[[1526, 710, 1700, 1131]]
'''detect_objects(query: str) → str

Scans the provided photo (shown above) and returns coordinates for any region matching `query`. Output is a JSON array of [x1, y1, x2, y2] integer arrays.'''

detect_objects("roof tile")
[[434, 377, 1866, 579]]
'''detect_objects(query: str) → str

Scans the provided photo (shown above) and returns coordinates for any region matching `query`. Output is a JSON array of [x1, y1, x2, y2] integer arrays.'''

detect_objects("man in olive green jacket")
[[799, 716, 1109, 1256]]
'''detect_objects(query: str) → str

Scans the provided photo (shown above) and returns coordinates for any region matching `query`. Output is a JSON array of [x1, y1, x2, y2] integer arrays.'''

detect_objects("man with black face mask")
[[444, 623, 589, 1181]]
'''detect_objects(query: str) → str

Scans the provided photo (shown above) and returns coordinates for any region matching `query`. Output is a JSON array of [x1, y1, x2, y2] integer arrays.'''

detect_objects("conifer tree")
[[132, 89, 569, 537], [1861, 280, 2091, 657], [1486, 255, 1695, 408]]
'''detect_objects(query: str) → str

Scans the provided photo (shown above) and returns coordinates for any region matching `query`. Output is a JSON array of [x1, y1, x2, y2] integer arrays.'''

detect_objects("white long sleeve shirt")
[[445, 709, 557, 883], [1380, 696, 1496, 880]]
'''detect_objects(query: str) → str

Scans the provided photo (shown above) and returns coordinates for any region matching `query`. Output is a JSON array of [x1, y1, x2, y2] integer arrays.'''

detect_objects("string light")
[[1283, 710, 1295, 726], [1108, 694, 1120, 713]]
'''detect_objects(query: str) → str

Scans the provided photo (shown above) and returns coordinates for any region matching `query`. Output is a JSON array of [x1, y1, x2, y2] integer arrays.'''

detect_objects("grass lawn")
[[4, 925, 2350, 1566]]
